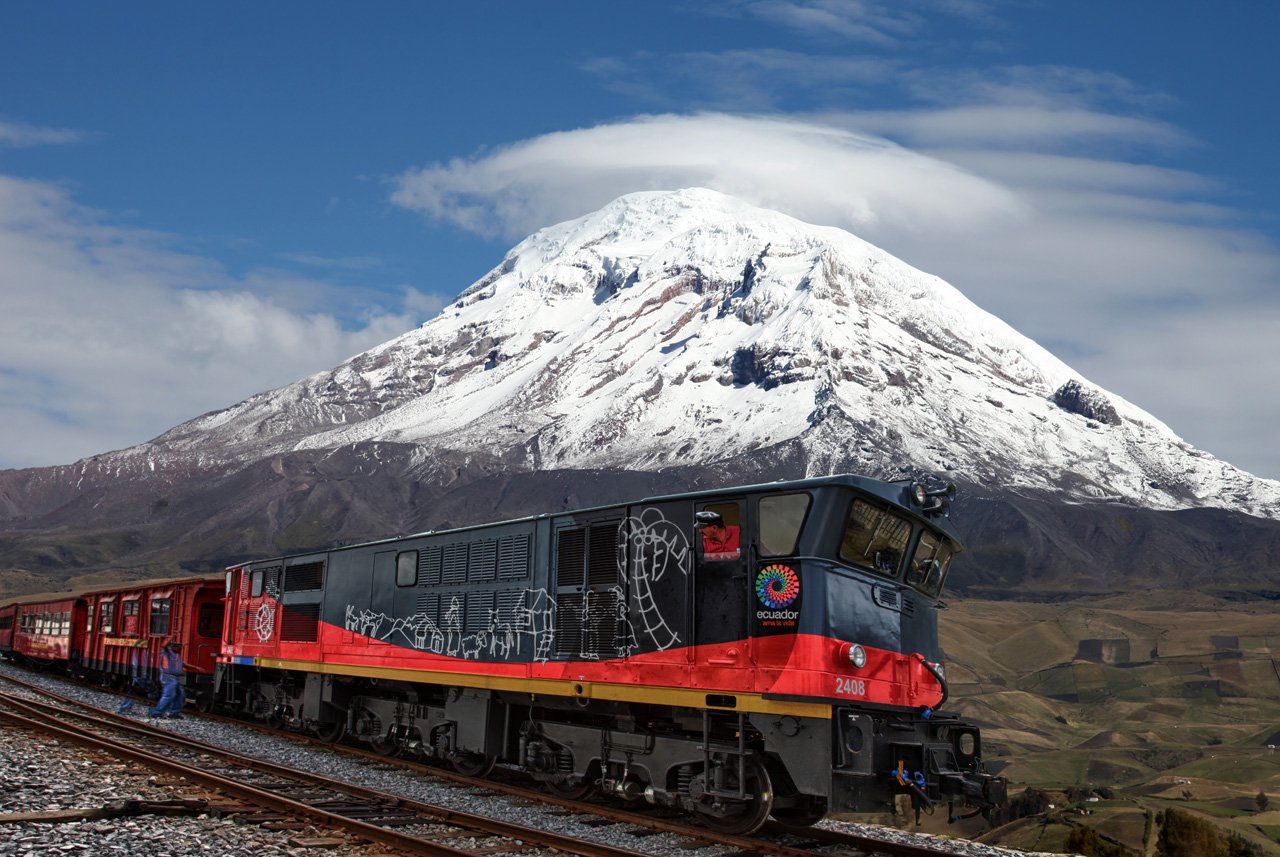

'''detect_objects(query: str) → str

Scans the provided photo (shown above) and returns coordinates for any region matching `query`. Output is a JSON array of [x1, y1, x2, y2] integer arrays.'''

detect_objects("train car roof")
[[0, 573, 223, 609], [231, 472, 964, 569]]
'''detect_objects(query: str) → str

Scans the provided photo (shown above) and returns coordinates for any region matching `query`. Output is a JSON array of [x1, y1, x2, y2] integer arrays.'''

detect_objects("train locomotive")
[[213, 474, 1006, 832]]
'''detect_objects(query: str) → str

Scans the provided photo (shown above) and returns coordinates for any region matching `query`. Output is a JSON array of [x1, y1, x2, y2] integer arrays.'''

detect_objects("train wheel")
[[370, 734, 400, 756], [543, 776, 598, 801], [690, 758, 774, 835], [771, 796, 827, 827], [451, 752, 496, 777], [314, 720, 346, 743]]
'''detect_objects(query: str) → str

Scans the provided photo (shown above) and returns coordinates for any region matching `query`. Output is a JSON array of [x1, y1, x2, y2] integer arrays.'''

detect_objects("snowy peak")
[[149, 189, 1279, 519]]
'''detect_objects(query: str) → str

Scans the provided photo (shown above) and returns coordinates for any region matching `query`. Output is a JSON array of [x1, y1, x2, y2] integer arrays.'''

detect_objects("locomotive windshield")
[[839, 498, 912, 576]]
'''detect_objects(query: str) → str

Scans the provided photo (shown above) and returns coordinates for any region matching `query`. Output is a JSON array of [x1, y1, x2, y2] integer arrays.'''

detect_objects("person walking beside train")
[[147, 640, 186, 719]]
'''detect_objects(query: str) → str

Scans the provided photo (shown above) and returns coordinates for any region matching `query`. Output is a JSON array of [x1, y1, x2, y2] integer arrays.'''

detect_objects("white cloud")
[[0, 176, 429, 468], [392, 113, 1026, 240], [0, 118, 83, 148], [730, 0, 927, 45], [390, 110, 1280, 480]]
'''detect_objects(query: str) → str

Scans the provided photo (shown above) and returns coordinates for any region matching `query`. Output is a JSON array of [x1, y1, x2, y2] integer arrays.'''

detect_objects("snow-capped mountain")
[[128, 188, 1278, 519]]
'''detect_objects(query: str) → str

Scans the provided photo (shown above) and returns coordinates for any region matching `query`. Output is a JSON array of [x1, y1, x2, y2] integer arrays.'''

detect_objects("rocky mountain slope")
[[2, 188, 1278, 596]]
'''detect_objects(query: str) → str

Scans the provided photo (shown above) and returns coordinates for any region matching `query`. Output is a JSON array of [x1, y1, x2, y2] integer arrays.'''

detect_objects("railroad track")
[[0, 680, 652, 857], [0, 666, 1002, 857]]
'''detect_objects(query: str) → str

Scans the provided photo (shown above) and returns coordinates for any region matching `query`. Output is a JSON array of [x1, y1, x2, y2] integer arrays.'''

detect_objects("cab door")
[[693, 498, 752, 672], [367, 551, 396, 646]]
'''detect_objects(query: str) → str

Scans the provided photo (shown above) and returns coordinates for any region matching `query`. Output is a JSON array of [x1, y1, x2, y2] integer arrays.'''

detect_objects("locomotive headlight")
[[846, 643, 867, 669], [910, 482, 928, 506]]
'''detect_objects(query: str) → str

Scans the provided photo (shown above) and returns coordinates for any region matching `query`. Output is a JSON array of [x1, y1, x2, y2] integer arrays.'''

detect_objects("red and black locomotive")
[[212, 474, 1006, 832]]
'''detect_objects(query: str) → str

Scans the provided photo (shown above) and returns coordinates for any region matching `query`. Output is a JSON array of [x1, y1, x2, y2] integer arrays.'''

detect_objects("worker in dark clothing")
[[147, 640, 185, 719]]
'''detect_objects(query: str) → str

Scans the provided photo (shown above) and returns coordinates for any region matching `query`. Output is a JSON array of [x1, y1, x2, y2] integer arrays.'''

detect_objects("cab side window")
[[839, 499, 911, 577], [696, 502, 741, 562], [758, 493, 810, 557], [907, 529, 955, 597]]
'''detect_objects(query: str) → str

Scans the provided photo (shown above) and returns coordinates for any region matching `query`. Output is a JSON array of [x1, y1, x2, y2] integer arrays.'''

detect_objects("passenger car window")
[[99, 601, 116, 634], [149, 598, 171, 635], [839, 499, 911, 577], [759, 493, 810, 557]]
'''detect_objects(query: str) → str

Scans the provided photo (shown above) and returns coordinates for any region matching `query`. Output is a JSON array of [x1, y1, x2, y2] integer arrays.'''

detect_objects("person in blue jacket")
[[147, 640, 185, 719]]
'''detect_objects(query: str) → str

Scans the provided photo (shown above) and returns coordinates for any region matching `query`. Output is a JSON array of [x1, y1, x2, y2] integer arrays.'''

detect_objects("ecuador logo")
[[755, 564, 800, 609]]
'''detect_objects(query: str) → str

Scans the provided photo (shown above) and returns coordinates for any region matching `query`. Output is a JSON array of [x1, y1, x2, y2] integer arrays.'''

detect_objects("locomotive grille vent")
[[280, 603, 320, 642], [583, 589, 620, 659], [557, 529, 586, 585], [466, 591, 495, 630], [258, 565, 283, 598], [554, 589, 620, 659], [587, 526, 618, 586], [415, 592, 439, 616], [498, 534, 530, 580], [442, 544, 468, 585], [873, 586, 901, 612], [417, 546, 443, 586], [554, 594, 584, 657], [496, 590, 525, 625], [282, 561, 324, 592], [468, 540, 497, 583], [872, 586, 918, 616]]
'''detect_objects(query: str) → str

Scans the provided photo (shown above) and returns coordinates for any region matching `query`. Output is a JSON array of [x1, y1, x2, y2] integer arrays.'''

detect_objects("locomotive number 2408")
[[835, 677, 866, 696]]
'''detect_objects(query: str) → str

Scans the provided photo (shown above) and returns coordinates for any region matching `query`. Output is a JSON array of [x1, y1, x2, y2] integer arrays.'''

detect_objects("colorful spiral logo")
[[755, 564, 800, 609]]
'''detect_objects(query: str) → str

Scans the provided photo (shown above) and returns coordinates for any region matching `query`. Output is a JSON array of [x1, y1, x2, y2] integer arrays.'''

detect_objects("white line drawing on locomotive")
[[254, 602, 276, 642], [618, 508, 690, 651], [515, 588, 557, 661], [399, 611, 444, 651], [339, 506, 691, 661], [443, 597, 463, 656], [610, 584, 636, 659], [344, 587, 561, 662], [345, 605, 386, 640], [486, 607, 517, 658]]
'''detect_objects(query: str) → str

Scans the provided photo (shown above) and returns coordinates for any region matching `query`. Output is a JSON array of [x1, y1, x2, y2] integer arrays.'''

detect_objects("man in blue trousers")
[[148, 640, 185, 719]]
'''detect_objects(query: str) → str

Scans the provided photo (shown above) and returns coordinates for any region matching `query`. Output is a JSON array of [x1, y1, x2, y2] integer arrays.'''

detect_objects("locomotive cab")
[[690, 479, 1005, 820]]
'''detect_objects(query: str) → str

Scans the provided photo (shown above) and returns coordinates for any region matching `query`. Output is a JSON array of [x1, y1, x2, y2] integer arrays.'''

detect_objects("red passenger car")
[[80, 576, 224, 700], [12, 597, 82, 663], [0, 602, 18, 655]]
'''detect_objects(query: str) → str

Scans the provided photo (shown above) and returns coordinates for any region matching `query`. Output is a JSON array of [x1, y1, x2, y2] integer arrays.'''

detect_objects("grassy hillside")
[[934, 596, 1280, 854]]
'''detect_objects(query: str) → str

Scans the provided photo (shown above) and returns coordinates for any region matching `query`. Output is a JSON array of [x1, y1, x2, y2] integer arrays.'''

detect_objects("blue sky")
[[2, 1, 1278, 481]]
